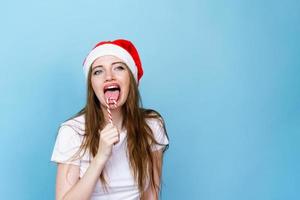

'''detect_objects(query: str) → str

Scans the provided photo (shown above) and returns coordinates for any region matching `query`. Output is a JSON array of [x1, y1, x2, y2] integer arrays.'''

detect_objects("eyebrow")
[[92, 61, 126, 70]]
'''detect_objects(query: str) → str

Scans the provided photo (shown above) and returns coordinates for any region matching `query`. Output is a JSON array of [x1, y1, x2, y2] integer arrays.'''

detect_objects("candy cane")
[[112, 99, 117, 108], [106, 98, 118, 125], [106, 98, 113, 124], [106, 98, 119, 144]]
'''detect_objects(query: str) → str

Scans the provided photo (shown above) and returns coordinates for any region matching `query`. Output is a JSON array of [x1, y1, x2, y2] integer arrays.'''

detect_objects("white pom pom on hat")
[[83, 39, 143, 83]]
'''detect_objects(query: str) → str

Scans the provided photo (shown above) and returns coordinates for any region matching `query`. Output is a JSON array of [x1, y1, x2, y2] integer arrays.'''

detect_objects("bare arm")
[[55, 124, 119, 200], [141, 149, 164, 200], [56, 157, 106, 200]]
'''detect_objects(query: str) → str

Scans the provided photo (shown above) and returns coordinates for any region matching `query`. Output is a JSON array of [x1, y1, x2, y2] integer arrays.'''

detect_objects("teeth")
[[104, 85, 120, 93], [107, 85, 119, 89]]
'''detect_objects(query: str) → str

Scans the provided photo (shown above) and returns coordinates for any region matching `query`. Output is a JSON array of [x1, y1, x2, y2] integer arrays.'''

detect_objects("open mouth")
[[103, 84, 120, 103]]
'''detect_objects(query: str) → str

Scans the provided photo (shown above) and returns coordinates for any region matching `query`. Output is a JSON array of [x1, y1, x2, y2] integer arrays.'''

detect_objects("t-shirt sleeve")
[[50, 125, 82, 166], [149, 118, 169, 152]]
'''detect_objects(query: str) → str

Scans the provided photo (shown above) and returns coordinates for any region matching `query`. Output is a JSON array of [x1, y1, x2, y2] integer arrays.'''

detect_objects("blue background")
[[0, 0, 299, 199]]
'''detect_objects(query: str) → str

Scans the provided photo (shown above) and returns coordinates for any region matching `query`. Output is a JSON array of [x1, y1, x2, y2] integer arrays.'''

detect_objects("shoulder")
[[60, 114, 85, 136], [51, 114, 86, 165], [145, 117, 164, 131], [55, 114, 85, 144], [142, 109, 169, 151], [142, 109, 165, 129]]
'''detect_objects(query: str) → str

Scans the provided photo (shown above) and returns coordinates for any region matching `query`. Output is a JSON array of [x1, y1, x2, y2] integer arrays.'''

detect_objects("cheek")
[[124, 77, 131, 92], [123, 85, 129, 97], [123, 83, 131, 101], [120, 73, 130, 96], [91, 80, 97, 93], [91, 79, 102, 95]]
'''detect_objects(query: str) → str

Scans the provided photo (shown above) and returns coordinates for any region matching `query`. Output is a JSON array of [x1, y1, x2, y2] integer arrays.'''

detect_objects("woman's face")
[[90, 55, 130, 109]]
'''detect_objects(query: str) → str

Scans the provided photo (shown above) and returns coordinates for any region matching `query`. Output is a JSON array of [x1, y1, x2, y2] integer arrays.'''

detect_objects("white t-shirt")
[[51, 114, 169, 200]]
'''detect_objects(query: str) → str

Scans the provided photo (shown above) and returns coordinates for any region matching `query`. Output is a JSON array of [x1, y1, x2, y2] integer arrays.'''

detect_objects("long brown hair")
[[69, 66, 168, 196]]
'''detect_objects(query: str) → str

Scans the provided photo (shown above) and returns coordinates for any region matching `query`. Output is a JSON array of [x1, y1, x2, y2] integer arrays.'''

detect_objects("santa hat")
[[83, 39, 143, 83]]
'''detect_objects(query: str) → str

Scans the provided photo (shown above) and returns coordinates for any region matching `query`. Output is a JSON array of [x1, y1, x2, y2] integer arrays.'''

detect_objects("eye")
[[93, 69, 103, 75], [115, 65, 125, 71]]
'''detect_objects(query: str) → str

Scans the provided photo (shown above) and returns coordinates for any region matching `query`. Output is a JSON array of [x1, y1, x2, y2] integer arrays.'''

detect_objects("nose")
[[105, 68, 114, 81]]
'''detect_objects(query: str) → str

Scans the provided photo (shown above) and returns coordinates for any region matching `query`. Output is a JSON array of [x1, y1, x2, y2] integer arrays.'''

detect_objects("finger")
[[101, 123, 114, 132], [113, 136, 120, 145], [109, 136, 120, 145], [100, 136, 118, 146], [100, 134, 119, 142], [100, 126, 118, 136], [98, 125, 114, 136], [102, 131, 119, 141]]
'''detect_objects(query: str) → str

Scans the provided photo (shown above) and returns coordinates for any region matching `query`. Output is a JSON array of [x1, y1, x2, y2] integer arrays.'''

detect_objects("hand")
[[95, 123, 119, 162]]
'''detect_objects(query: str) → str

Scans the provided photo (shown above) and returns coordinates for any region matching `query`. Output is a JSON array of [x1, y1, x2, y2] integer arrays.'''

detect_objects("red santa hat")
[[83, 39, 143, 83]]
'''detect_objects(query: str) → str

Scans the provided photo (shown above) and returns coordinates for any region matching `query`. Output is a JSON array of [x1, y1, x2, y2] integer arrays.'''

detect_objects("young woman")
[[51, 39, 169, 200]]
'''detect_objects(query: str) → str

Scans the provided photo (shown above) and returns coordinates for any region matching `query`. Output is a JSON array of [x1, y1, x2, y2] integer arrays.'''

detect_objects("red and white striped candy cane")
[[112, 99, 117, 108], [106, 98, 119, 144], [106, 98, 113, 124]]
